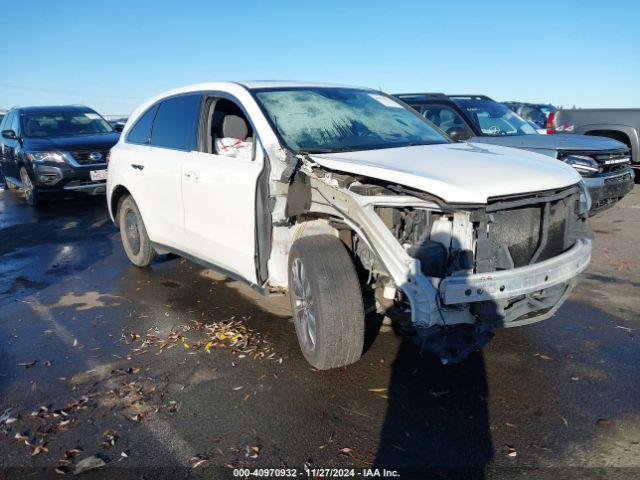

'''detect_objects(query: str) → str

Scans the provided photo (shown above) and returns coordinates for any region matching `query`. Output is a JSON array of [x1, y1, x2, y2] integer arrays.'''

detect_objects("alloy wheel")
[[291, 257, 317, 351]]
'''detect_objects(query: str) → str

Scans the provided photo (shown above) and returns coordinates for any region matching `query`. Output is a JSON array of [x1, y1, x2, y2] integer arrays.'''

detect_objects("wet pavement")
[[0, 186, 639, 479]]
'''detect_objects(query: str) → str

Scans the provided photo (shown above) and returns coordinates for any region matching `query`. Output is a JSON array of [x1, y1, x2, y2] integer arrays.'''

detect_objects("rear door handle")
[[131, 164, 144, 170]]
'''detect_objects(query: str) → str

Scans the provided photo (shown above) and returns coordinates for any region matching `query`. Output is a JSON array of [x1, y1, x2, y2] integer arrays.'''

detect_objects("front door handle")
[[131, 164, 144, 170]]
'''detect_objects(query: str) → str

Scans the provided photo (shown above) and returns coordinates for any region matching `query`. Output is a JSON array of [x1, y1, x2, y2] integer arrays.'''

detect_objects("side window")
[[126, 105, 158, 145], [150, 94, 202, 150], [203, 97, 254, 160], [0, 112, 8, 131], [423, 106, 466, 133]]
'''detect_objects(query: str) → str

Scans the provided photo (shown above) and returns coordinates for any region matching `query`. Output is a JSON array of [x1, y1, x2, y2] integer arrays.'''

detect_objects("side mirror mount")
[[114, 123, 125, 133], [1, 129, 17, 140], [446, 126, 471, 142]]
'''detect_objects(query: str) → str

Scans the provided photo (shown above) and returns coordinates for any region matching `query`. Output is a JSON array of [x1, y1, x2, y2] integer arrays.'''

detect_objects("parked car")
[[551, 108, 640, 171], [107, 81, 592, 368], [504, 101, 557, 130], [395, 93, 634, 214], [0, 105, 120, 206]]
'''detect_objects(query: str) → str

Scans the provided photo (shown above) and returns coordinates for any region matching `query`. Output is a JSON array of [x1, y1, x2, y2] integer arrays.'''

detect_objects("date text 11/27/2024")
[[232, 468, 401, 477]]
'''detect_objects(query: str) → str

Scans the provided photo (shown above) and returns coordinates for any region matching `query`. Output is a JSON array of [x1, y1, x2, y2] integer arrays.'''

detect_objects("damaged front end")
[[294, 162, 593, 364]]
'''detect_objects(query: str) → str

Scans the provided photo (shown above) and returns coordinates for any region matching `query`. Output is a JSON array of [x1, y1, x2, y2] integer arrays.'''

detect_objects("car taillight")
[[546, 111, 556, 135]]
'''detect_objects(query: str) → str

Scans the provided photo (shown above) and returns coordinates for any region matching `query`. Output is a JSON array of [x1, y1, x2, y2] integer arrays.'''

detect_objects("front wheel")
[[288, 234, 365, 370], [118, 195, 157, 267], [20, 167, 38, 206]]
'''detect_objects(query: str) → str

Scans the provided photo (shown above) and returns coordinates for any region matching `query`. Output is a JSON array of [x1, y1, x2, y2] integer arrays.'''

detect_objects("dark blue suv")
[[0, 105, 121, 206]]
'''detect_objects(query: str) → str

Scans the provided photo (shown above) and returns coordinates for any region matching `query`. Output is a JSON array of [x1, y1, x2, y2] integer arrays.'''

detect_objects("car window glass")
[[22, 110, 112, 137], [255, 88, 448, 153], [151, 95, 202, 150], [422, 106, 467, 133], [0, 112, 8, 130], [9, 113, 19, 133], [127, 105, 158, 145], [455, 99, 538, 136], [205, 97, 254, 159]]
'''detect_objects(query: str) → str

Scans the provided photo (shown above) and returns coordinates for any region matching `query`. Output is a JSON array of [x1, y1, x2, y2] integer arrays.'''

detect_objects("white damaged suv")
[[107, 82, 592, 368]]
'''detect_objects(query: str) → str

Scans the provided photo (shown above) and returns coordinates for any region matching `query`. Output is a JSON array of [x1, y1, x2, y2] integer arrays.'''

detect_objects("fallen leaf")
[[596, 418, 613, 428], [560, 416, 569, 427], [245, 445, 260, 459], [505, 445, 517, 457], [14, 432, 30, 444], [31, 444, 48, 456], [533, 353, 553, 361], [190, 454, 208, 468], [505, 422, 517, 428], [64, 448, 83, 459], [130, 411, 149, 422], [339, 447, 354, 455]]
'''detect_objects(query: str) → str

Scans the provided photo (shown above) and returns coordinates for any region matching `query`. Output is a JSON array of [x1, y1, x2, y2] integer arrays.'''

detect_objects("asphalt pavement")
[[0, 186, 638, 479]]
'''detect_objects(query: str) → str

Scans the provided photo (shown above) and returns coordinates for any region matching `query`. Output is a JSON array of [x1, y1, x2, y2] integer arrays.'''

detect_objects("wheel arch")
[[579, 125, 639, 164], [110, 184, 132, 227]]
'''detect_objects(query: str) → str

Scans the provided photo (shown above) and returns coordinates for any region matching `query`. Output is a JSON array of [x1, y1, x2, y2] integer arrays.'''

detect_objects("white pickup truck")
[[107, 82, 592, 368]]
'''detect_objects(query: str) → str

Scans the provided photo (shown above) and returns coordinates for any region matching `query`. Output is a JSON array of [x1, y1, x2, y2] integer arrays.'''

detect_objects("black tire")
[[288, 234, 365, 370], [118, 195, 156, 267], [20, 167, 38, 206]]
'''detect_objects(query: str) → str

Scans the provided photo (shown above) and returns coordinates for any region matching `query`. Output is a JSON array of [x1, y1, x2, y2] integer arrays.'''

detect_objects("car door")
[[181, 96, 263, 284], [124, 94, 202, 252]]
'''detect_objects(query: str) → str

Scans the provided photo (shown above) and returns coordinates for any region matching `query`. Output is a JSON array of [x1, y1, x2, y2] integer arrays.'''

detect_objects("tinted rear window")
[[127, 105, 158, 144], [150, 95, 201, 150]]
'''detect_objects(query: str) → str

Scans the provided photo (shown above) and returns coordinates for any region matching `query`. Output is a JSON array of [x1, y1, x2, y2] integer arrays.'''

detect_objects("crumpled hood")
[[24, 132, 120, 152], [468, 133, 626, 152], [310, 142, 581, 204]]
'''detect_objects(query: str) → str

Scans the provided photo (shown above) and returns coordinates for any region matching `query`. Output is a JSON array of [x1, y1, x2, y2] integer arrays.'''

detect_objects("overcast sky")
[[1, 0, 638, 114]]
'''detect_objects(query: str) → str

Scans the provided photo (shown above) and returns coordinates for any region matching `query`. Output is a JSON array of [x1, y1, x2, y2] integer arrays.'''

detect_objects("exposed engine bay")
[[275, 159, 593, 364]]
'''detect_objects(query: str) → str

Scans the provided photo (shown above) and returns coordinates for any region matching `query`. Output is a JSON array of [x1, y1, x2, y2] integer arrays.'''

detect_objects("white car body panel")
[[310, 142, 581, 204], [109, 143, 186, 250], [181, 150, 263, 283]]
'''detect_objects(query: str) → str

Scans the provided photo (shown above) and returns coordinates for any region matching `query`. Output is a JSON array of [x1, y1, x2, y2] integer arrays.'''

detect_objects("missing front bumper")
[[440, 238, 591, 305]]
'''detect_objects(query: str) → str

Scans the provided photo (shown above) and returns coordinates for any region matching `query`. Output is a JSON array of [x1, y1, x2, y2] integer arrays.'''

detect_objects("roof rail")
[[393, 93, 448, 99]]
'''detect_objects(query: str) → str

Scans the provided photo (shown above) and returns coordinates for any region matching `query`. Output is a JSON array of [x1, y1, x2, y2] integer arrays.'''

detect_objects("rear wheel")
[[288, 234, 365, 370], [20, 167, 38, 206], [118, 195, 156, 267]]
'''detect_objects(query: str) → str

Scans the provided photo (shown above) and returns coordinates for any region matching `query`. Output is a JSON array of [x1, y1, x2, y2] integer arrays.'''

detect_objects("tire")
[[118, 195, 156, 267], [20, 167, 38, 206], [288, 234, 365, 370]]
